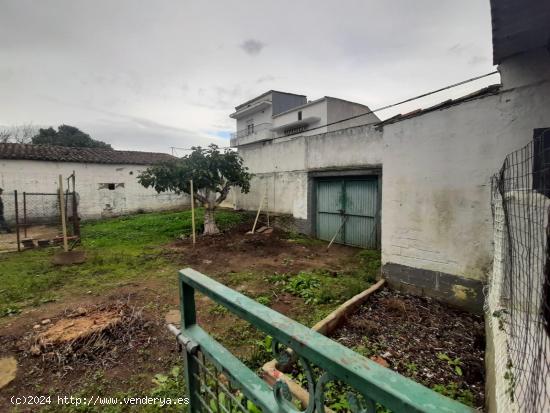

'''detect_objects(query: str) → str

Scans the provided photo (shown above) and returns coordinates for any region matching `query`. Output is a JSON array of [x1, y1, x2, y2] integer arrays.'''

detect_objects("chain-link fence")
[[0, 190, 80, 252], [489, 128, 550, 413]]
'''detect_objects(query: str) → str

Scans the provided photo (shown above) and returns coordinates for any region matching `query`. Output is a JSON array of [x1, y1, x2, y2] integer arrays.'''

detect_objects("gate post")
[[14, 190, 20, 252], [72, 192, 80, 237], [179, 275, 201, 412]]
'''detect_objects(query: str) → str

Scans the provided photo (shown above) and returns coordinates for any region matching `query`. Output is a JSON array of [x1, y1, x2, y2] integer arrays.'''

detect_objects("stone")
[[41, 319, 51, 325], [164, 309, 181, 326]]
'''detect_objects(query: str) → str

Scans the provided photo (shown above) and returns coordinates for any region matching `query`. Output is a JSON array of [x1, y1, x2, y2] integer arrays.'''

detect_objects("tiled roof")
[[0, 143, 175, 165], [376, 84, 502, 127]]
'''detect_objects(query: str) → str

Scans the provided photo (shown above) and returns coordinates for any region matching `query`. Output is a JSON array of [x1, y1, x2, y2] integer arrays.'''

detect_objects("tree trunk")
[[203, 208, 220, 235]]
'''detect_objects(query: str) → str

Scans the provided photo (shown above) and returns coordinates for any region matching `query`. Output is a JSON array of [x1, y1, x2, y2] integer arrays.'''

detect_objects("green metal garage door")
[[316, 177, 378, 248]]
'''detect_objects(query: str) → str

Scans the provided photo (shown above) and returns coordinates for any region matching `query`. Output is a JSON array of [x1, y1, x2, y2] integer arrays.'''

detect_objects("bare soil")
[[330, 287, 485, 410], [164, 221, 357, 276], [0, 221, 361, 411]]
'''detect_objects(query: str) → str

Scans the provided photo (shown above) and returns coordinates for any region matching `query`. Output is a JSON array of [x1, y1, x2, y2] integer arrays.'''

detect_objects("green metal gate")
[[316, 177, 378, 248], [169, 268, 476, 413]]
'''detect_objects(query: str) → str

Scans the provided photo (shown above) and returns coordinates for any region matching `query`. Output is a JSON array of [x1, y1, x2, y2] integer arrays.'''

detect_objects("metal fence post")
[[23, 192, 27, 238], [14, 190, 20, 252], [72, 192, 80, 237], [179, 275, 200, 412]]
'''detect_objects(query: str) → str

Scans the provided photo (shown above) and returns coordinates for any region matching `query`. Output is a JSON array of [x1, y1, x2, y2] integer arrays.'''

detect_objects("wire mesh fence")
[[490, 128, 550, 413], [191, 350, 253, 413], [0, 190, 80, 252]]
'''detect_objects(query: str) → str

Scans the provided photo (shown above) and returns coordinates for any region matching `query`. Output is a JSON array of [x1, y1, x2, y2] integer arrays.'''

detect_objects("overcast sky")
[[0, 0, 499, 154]]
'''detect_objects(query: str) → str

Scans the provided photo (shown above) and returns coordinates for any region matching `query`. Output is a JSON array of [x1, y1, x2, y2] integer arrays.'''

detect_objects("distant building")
[[0, 143, 188, 221], [229, 91, 379, 147]]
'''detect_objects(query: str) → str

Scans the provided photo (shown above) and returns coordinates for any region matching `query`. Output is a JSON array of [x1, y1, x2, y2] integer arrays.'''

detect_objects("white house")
[[229, 91, 379, 146], [0, 143, 188, 221]]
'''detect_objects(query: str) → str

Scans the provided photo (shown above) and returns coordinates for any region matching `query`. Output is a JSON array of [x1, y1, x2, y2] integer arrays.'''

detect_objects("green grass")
[[0, 209, 243, 317]]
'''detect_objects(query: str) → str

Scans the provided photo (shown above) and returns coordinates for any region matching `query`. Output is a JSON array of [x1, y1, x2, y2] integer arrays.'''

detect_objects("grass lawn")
[[0, 208, 382, 413], [0, 208, 242, 318]]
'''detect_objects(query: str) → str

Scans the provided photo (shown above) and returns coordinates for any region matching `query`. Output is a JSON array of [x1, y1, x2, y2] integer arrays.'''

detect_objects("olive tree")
[[138, 144, 251, 234]]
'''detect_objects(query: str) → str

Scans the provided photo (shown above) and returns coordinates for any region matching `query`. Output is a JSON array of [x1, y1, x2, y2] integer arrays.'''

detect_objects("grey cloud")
[[256, 75, 276, 83], [0, 1, 496, 153], [240, 39, 265, 56], [469, 55, 488, 65]]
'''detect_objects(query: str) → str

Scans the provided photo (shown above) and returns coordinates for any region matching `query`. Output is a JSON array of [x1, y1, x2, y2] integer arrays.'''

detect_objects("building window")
[[98, 183, 125, 190], [247, 123, 255, 135], [298, 111, 302, 121]]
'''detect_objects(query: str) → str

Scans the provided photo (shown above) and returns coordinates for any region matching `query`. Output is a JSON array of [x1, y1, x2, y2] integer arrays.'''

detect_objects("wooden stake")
[[190, 179, 196, 246], [250, 187, 266, 234], [326, 216, 348, 250], [58, 175, 68, 252]]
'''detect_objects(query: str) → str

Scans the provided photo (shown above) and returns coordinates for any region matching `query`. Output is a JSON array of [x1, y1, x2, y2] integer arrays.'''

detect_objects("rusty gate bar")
[[170, 268, 476, 413]]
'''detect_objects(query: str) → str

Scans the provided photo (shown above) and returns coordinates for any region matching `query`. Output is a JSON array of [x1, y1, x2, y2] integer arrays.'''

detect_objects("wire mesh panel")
[[490, 128, 550, 413], [2, 190, 81, 251]]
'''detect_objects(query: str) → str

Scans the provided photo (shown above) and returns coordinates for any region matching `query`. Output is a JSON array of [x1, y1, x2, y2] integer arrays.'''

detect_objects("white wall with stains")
[[232, 48, 550, 286], [0, 159, 189, 221]]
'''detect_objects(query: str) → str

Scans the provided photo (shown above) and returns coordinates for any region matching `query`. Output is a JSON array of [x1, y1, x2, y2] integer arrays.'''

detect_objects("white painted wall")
[[272, 99, 327, 138], [0, 159, 189, 222], [233, 125, 383, 219], [381, 63, 550, 281], [234, 48, 550, 284]]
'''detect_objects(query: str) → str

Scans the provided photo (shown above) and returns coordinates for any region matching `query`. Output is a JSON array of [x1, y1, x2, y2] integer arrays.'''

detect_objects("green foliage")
[[357, 249, 381, 281], [41, 367, 188, 413], [0, 209, 242, 316], [138, 144, 251, 207], [285, 232, 326, 246], [150, 366, 186, 403], [504, 359, 516, 402], [209, 304, 229, 315], [138, 144, 251, 233], [432, 382, 475, 407], [255, 295, 271, 306], [32, 125, 112, 149], [437, 353, 463, 376], [281, 269, 369, 306], [283, 272, 321, 304], [404, 362, 418, 375]]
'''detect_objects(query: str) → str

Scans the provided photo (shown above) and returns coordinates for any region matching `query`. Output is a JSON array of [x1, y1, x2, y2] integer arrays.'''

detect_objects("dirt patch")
[[165, 221, 357, 276], [0, 218, 364, 411], [330, 287, 485, 410], [0, 295, 178, 412]]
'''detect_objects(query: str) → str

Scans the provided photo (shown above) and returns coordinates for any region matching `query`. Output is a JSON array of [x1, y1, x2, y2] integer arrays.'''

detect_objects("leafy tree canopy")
[[138, 144, 251, 234], [32, 125, 112, 149]]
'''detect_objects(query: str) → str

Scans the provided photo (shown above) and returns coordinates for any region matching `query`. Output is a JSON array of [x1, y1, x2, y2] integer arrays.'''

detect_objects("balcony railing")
[[230, 123, 273, 147], [168, 268, 476, 413]]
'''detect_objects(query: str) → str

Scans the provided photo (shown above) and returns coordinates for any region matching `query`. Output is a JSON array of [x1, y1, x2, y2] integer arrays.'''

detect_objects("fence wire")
[[491, 128, 550, 413], [0, 190, 80, 251]]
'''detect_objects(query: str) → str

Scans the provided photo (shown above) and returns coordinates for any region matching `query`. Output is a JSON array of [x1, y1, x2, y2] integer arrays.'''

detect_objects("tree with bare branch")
[[0, 124, 37, 144]]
